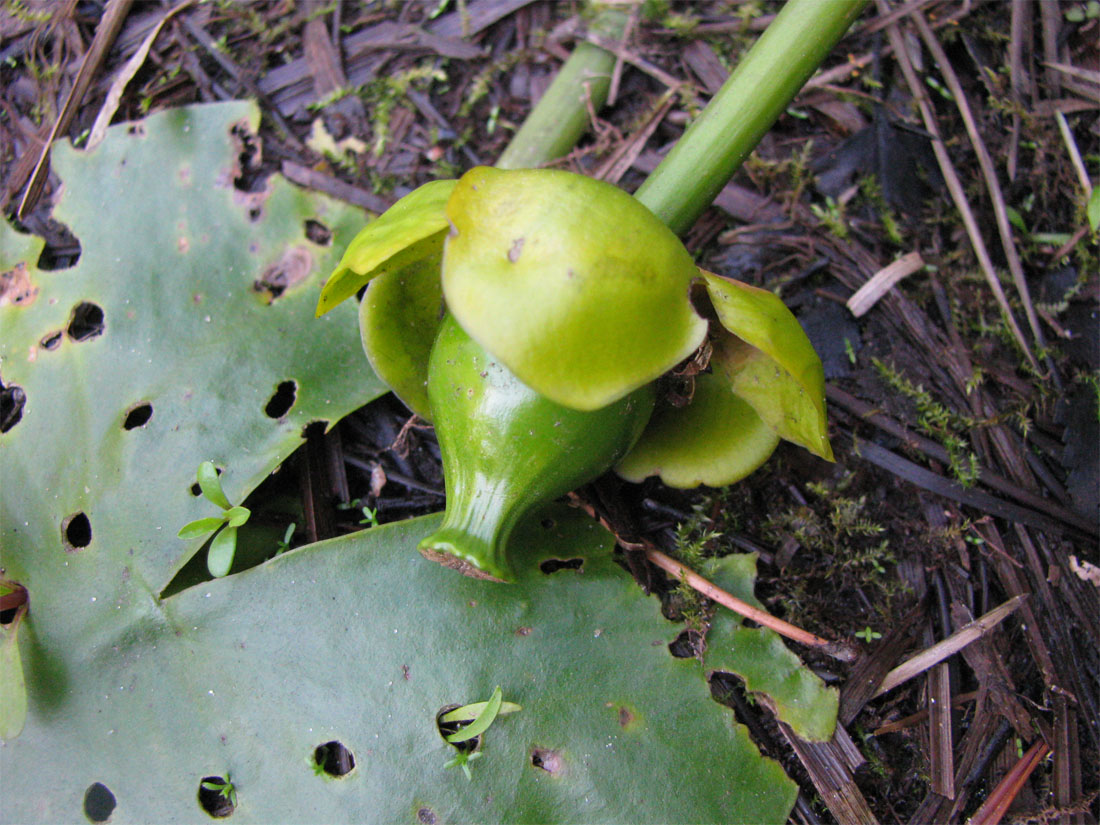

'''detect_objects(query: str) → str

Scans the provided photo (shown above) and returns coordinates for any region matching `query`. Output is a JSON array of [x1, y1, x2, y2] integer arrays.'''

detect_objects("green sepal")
[[0, 621, 27, 741], [442, 167, 707, 411], [616, 373, 780, 488], [701, 271, 833, 461], [316, 180, 456, 316], [177, 517, 227, 540], [358, 249, 444, 420], [207, 526, 238, 578], [197, 461, 232, 510]]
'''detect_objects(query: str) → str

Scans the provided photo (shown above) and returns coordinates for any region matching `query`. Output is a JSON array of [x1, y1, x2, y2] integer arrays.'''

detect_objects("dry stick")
[[644, 548, 833, 651], [1006, 0, 1027, 181], [874, 594, 1027, 697], [877, 0, 1039, 373], [87, 1, 191, 152], [1054, 110, 1094, 198], [911, 10, 1050, 376], [966, 739, 1051, 825], [17, 0, 135, 218]]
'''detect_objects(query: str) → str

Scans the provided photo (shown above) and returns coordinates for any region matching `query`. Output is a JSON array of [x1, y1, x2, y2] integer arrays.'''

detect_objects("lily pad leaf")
[[616, 373, 780, 488], [3, 504, 799, 823], [702, 271, 833, 461], [705, 554, 839, 742], [316, 179, 456, 316], [177, 517, 226, 540], [0, 620, 27, 741], [358, 248, 444, 420], [443, 167, 707, 411]]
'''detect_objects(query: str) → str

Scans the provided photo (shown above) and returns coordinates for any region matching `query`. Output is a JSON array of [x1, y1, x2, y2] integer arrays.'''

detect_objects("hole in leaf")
[[540, 518, 556, 529], [1, 379, 26, 433], [313, 741, 355, 777], [197, 776, 235, 818], [122, 402, 153, 430], [530, 748, 562, 775], [39, 330, 62, 350], [301, 420, 328, 439], [539, 558, 583, 574], [31, 217, 81, 270], [416, 807, 437, 825], [62, 512, 92, 551], [127, 123, 146, 137], [66, 302, 104, 342], [435, 705, 480, 753], [83, 782, 116, 822], [304, 219, 332, 245], [264, 381, 297, 419], [668, 628, 703, 659]]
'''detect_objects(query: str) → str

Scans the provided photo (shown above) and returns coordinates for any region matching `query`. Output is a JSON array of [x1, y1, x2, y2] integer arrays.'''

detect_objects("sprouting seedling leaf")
[[445, 686, 504, 743], [197, 461, 232, 510], [1087, 186, 1100, 233], [443, 749, 482, 780], [439, 699, 521, 725], [0, 616, 27, 741], [207, 526, 238, 578], [201, 776, 238, 807], [224, 506, 251, 528], [177, 517, 229, 540]]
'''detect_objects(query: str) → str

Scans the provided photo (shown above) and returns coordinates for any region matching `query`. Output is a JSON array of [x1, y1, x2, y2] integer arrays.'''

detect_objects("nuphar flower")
[[318, 167, 832, 581]]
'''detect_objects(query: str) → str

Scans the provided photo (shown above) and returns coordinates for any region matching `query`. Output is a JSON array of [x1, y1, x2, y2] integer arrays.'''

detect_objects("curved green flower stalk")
[[317, 0, 862, 579]]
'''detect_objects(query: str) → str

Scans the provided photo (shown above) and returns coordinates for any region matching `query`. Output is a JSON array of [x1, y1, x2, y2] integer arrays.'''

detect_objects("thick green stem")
[[496, 6, 628, 170], [633, 0, 866, 234]]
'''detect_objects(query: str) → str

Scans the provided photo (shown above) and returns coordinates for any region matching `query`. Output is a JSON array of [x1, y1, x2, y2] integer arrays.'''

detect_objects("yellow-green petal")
[[442, 167, 707, 411], [702, 271, 832, 460], [316, 179, 455, 316], [615, 373, 780, 488], [358, 249, 444, 420]]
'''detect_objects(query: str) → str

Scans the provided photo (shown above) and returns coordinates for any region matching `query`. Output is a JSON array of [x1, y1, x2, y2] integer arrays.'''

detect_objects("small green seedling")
[[177, 461, 251, 578], [440, 686, 520, 780], [855, 626, 882, 642], [359, 506, 380, 528], [275, 523, 296, 555], [201, 775, 238, 808]]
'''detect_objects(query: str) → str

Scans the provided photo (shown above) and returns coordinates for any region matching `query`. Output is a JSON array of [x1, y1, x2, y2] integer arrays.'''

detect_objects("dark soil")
[[2, 1, 1097, 823]]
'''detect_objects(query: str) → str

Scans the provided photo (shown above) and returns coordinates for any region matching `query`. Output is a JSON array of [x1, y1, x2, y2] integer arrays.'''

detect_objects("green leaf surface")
[[198, 460, 232, 510], [207, 526, 238, 578], [0, 101, 385, 596], [702, 271, 833, 460], [3, 506, 798, 823], [704, 555, 838, 742], [1088, 186, 1100, 233], [0, 620, 27, 741], [358, 249, 444, 420], [316, 179, 456, 316], [616, 373, 780, 488], [443, 167, 707, 411], [177, 517, 227, 540]]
